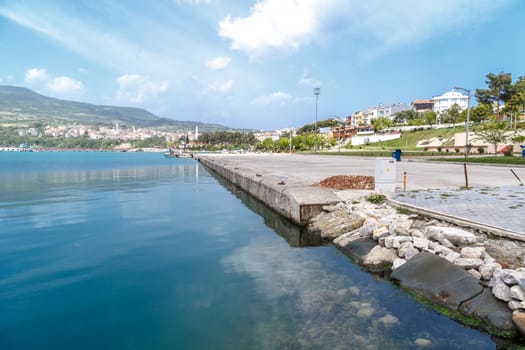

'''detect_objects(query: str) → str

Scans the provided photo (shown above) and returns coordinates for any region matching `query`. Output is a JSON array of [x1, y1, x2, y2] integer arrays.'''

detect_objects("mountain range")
[[0, 85, 232, 132]]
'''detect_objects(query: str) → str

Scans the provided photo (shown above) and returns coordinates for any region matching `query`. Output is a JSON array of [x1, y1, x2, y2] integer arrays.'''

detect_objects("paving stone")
[[459, 288, 516, 334], [391, 252, 483, 311]]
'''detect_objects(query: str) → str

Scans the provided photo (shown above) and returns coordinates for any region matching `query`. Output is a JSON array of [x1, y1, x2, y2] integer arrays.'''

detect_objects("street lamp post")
[[454, 86, 471, 158], [313, 88, 320, 153]]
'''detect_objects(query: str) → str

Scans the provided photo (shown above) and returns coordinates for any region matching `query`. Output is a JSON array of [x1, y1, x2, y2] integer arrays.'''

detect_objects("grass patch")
[[366, 193, 386, 204], [432, 156, 525, 165], [396, 207, 412, 215]]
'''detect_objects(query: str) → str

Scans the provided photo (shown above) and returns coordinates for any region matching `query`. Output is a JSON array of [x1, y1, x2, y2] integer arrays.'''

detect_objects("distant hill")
[[0, 85, 232, 132]]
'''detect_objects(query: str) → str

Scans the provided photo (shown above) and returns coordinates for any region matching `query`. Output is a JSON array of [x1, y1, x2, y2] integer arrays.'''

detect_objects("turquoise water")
[[0, 152, 498, 349]]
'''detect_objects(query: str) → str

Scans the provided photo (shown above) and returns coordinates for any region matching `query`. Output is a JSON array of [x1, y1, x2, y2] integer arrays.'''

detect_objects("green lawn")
[[362, 127, 464, 150], [432, 156, 525, 165]]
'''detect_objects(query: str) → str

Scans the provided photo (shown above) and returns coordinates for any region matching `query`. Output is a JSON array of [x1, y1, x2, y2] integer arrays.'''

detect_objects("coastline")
[[195, 153, 525, 343]]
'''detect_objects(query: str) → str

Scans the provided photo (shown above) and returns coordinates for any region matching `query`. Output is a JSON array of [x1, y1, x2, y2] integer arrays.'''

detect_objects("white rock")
[[372, 226, 389, 240], [483, 253, 496, 264], [468, 269, 482, 279], [356, 303, 375, 318], [501, 269, 525, 286], [413, 237, 430, 250], [360, 217, 378, 236], [455, 258, 484, 269], [389, 219, 412, 236], [392, 236, 412, 249], [405, 247, 420, 261], [510, 285, 525, 301], [384, 236, 395, 249], [443, 251, 461, 264], [428, 241, 439, 250], [363, 245, 398, 266], [441, 238, 456, 249], [491, 271, 512, 302], [426, 226, 478, 246], [508, 300, 525, 311], [479, 263, 501, 281], [398, 242, 413, 258], [410, 229, 425, 238], [434, 245, 453, 256], [392, 258, 407, 270], [349, 286, 360, 295], [461, 246, 485, 259]]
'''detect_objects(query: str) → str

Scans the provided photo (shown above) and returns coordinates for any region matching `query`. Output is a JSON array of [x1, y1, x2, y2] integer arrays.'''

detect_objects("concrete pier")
[[196, 155, 340, 225]]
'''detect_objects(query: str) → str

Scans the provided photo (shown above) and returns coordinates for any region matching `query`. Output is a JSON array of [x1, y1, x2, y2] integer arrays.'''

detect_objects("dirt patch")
[[314, 175, 375, 190]]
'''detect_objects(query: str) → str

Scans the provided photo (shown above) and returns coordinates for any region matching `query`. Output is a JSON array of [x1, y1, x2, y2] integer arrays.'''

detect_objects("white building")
[[432, 90, 469, 114]]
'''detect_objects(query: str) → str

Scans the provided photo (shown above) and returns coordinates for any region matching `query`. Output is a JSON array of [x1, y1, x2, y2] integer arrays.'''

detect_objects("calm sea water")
[[0, 152, 499, 349]]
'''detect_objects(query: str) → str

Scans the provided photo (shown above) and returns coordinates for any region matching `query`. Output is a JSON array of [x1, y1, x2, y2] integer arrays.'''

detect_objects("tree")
[[504, 76, 525, 125], [393, 110, 418, 124], [371, 117, 393, 132], [473, 122, 510, 155], [475, 72, 513, 119], [444, 103, 461, 125], [470, 104, 493, 123], [423, 110, 437, 126]]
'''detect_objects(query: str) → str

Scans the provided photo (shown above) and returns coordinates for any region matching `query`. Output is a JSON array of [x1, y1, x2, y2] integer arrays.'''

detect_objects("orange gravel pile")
[[314, 175, 375, 190]]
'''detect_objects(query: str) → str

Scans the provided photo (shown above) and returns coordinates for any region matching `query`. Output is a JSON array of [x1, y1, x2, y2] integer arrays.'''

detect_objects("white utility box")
[[374, 158, 397, 194]]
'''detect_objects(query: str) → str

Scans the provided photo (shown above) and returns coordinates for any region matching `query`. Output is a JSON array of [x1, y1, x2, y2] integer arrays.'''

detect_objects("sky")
[[0, 0, 524, 130]]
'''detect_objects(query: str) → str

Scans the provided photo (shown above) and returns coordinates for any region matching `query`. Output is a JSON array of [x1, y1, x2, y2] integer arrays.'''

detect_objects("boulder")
[[410, 229, 425, 238], [385, 236, 412, 249], [491, 271, 512, 302], [372, 226, 389, 240], [389, 219, 412, 236], [336, 237, 377, 265], [461, 246, 485, 259], [479, 263, 501, 281], [426, 226, 478, 246], [413, 237, 430, 250], [391, 252, 483, 311], [513, 311, 525, 338], [501, 269, 525, 286], [459, 288, 516, 335], [363, 245, 398, 268], [454, 258, 484, 270], [404, 247, 420, 261], [392, 258, 407, 270], [360, 217, 378, 236], [398, 241, 413, 258], [309, 211, 366, 240], [510, 285, 525, 301], [468, 269, 482, 280], [508, 300, 525, 311], [443, 251, 461, 264]]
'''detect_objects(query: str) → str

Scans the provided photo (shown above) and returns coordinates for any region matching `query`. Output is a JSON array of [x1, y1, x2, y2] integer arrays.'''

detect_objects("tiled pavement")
[[393, 185, 525, 235]]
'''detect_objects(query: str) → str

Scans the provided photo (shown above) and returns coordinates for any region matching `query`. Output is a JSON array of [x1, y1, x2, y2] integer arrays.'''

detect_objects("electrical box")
[[375, 158, 397, 194]]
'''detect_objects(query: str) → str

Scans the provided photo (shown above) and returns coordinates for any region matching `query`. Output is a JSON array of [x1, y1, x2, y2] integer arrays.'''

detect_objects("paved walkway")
[[392, 186, 525, 235]]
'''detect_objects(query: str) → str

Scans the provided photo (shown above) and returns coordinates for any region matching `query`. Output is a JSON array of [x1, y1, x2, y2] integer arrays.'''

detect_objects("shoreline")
[[195, 154, 525, 343]]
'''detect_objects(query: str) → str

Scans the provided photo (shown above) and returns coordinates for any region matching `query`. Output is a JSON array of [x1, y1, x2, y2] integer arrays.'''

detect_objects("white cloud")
[[25, 68, 49, 85], [206, 56, 231, 70], [47, 76, 85, 97], [298, 76, 321, 88], [207, 79, 234, 93], [219, 0, 510, 60], [251, 91, 292, 106], [77, 67, 89, 74], [115, 74, 169, 105], [219, 0, 321, 59]]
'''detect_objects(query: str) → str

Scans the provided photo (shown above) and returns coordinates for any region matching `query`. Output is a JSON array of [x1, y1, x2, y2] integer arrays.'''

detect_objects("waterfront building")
[[432, 90, 469, 114], [411, 99, 434, 112]]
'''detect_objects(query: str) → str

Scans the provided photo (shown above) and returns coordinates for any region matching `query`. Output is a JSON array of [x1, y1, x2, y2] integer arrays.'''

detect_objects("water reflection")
[[214, 175, 322, 247]]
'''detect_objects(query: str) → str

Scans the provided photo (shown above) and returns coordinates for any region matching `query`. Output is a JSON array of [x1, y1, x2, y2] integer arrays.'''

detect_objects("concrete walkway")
[[197, 153, 525, 238]]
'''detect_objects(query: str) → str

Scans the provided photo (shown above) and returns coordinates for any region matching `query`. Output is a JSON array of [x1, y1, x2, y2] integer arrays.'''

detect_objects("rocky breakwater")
[[307, 196, 525, 340]]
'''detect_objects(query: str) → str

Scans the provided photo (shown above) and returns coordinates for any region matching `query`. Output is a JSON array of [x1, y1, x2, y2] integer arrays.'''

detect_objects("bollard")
[[403, 171, 407, 192], [463, 163, 469, 188]]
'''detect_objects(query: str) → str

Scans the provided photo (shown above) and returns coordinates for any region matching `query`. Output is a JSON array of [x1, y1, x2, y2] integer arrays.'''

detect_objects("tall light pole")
[[313, 87, 320, 153], [454, 86, 471, 158]]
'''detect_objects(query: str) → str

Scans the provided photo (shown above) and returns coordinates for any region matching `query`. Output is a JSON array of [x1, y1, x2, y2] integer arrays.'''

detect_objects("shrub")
[[367, 193, 386, 204], [455, 148, 460, 153], [437, 146, 442, 152], [477, 147, 485, 154]]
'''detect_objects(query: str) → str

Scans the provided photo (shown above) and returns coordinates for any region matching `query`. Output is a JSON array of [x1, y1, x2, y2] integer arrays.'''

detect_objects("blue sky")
[[1, 0, 524, 130]]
